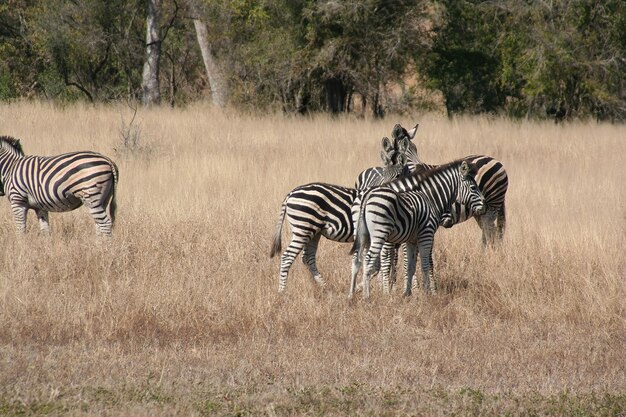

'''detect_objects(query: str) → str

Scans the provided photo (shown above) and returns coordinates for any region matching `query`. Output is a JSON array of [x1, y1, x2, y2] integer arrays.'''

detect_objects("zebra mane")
[[0, 136, 25, 156], [405, 159, 476, 183]]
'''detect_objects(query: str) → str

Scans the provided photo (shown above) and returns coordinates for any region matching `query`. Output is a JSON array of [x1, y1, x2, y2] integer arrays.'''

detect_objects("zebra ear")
[[406, 123, 419, 140], [460, 161, 470, 178], [397, 136, 409, 153], [396, 153, 407, 166], [391, 123, 405, 141], [381, 136, 393, 153], [380, 150, 392, 166]]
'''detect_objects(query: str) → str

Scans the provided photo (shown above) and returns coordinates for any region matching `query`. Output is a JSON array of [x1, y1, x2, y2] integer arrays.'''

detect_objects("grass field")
[[0, 102, 624, 416]]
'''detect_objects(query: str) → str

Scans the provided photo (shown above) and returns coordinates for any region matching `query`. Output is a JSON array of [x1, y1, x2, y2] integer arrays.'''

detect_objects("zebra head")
[[458, 161, 486, 216], [391, 123, 422, 168], [380, 139, 409, 179]]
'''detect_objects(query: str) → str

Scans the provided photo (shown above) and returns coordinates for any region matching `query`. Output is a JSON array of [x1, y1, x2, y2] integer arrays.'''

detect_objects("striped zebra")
[[0, 136, 119, 236], [350, 160, 486, 298], [392, 123, 508, 244], [269, 138, 409, 292], [372, 123, 508, 292]]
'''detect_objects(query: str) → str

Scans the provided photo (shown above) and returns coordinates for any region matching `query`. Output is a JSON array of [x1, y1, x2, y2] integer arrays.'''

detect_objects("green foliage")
[[420, 1, 508, 117], [1, 0, 625, 119], [27, 0, 145, 102], [420, 0, 626, 120]]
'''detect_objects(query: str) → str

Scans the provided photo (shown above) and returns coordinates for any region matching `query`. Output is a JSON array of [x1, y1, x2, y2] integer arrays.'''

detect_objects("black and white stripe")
[[349, 160, 486, 298], [269, 144, 408, 292], [393, 123, 508, 244], [0, 136, 119, 236], [372, 124, 509, 292]]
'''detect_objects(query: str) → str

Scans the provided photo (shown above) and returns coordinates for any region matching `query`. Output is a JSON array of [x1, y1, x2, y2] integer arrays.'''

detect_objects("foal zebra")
[[350, 160, 486, 298], [0, 136, 119, 236], [270, 137, 409, 292]]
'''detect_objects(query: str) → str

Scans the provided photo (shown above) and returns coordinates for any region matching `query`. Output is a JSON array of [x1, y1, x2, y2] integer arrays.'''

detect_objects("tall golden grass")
[[0, 101, 624, 415]]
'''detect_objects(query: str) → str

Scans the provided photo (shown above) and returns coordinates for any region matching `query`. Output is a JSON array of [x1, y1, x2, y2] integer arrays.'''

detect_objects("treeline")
[[1, 0, 625, 120]]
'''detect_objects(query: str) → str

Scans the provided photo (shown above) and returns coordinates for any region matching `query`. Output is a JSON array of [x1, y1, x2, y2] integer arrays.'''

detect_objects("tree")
[[188, 0, 227, 107], [419, 1, 506, 117], [141, 0, 162, 106]]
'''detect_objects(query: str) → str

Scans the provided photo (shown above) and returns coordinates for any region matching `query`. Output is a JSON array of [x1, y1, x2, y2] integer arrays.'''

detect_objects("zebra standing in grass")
[[350, 160, 486, 298], [0, 136, 119, 236], [392, 123, 508, 244], [373, 123, 509, 292], [269, 137, 410, 292]]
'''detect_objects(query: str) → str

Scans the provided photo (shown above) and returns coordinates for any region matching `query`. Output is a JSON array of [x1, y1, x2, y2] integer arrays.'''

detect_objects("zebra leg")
[[80, 193, 113, 236], [475, 208, 497, 246], [417, 236, 436, 294], [362, 252, 376, 299], [380, 243, 396, 294], [349, 251, 362, 298], [302, 234, 326, 288], [391, 244, 400, 290], [496, 202, 506, 241], [11, 203, 28, 234], [278, 234, 311, 292], [401, 244, 419, 292], [362, 241, 384, 299], [403, 243, 417, 296], [35, 209, 50, 234]]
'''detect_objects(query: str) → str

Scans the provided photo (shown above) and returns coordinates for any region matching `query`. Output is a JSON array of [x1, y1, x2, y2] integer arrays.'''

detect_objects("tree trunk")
[[141, 0, 161, 106], [325, 77, 346, 114], [188, 0, 227, 108]]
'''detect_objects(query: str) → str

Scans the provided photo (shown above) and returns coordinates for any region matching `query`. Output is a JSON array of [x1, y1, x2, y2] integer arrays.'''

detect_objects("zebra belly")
[[321, 225, 354, 242], [27, 193, 82, 212]]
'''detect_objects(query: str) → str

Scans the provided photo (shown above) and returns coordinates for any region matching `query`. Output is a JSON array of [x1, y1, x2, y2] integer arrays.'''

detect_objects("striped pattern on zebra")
[[0, 136, 119, 236], [349, 160, 486, 299], [372, 124, 509, 293], [354, 135, 409, 190], [269, 139, 409, 293], [392, 123, 508, 244]]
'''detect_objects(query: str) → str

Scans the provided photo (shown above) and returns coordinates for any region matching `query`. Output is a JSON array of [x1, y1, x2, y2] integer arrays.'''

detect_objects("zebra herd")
[[0, 123, 507, 299], [270, 123, 508, 298]]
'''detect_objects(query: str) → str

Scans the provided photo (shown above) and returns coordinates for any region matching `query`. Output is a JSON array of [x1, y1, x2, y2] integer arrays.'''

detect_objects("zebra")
[[370, 123, 508, 293], [391, 123, 508, 244], [269, 137, 409, 292], [349, 160, 486, 299], [0, 136, 119, 236]]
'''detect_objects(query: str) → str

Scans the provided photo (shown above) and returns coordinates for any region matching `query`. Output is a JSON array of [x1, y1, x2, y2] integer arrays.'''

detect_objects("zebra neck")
[[421, 171, 459, 218], [391, 167, 459, 217], [0, 151, 21, 179]]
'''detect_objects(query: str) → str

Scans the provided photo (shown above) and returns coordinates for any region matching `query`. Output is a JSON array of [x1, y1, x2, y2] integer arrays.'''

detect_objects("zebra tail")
[[109, 185, 117, 224], [100, 158, 119, 224], [269, 197, 287, 258], [350, 192, 370, 255]]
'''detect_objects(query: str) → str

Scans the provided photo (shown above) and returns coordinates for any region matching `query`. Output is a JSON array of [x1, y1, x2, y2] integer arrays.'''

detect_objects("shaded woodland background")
[[1, 0, 625, 120]]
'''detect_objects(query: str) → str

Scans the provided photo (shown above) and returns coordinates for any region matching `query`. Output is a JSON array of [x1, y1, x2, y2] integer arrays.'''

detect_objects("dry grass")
[[0, 101, 624, 416]]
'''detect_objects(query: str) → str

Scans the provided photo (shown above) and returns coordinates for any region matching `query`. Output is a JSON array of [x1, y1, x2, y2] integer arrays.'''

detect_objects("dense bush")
[[1, 0, 624, 120]]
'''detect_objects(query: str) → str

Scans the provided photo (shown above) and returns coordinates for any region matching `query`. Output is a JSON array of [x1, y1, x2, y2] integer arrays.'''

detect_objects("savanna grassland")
[[0, 102, 624, 416]]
